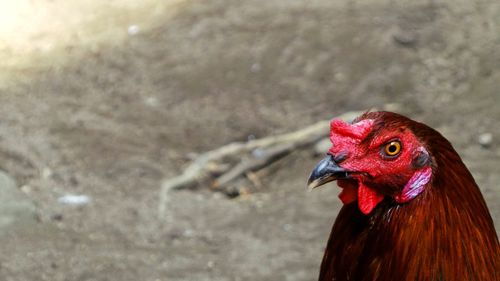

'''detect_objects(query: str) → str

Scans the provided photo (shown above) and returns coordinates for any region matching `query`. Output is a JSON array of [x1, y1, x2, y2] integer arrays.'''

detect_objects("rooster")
[[307, 111, 499, 281]]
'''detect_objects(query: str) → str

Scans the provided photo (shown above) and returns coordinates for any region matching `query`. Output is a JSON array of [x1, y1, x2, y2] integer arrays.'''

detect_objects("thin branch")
[[158, 110, 362, 219]]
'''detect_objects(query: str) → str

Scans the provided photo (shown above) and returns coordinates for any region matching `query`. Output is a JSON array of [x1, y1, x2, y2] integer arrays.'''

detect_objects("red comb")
[[330, 119, 374, 140]]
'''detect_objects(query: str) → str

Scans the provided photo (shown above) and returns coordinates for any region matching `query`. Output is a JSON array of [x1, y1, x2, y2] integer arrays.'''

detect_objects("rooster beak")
[[307, 155, 349, 189]]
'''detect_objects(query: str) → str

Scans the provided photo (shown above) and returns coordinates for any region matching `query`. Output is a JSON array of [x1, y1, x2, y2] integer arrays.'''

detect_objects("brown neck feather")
[[319, 130, 500, 281]]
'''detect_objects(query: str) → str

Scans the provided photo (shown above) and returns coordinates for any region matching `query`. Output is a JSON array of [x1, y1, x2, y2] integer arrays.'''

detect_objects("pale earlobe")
[[394, 166, 432, 203]]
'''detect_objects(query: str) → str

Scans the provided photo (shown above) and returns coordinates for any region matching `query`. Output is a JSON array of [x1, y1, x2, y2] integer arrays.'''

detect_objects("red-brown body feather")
[[318, 112, 499, 281]]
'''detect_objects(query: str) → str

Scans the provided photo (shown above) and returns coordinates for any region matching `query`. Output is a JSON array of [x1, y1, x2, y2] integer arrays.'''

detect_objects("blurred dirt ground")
[[0, 0, 498, 280]]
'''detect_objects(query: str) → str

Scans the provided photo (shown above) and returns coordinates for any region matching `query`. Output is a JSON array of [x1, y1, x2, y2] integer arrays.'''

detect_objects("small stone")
[[478, 133, 493, 148], [252, 148, 266, 158], [247, 134, 256, 141], [392, 29, 417, 47], [20, 185, 32, 193], [334, 72, 346, 82], [183, 229, 194, 237], [42, 167, 53, 179], [128, 25, 140, 36], [57, 194, 91, 206], [144, 97, 158, 107], [283, 224, 292, 232], [250, 63, 261, 73], [212, 192, 224, 200]]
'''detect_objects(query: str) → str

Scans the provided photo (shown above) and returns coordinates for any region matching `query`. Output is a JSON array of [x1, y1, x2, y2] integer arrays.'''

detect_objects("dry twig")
[[158, 110, 363, 218]]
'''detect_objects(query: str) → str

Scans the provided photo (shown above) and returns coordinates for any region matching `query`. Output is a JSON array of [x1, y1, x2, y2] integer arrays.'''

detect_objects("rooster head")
[[308, 111, 433, 215]]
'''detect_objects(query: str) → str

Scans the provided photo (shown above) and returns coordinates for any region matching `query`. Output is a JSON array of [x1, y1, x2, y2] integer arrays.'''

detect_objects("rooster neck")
[[319, 157, 500, 281]]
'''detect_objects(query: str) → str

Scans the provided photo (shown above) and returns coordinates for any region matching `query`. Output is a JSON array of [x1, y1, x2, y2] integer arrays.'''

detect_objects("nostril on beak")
[[332, 152, 348, 163]]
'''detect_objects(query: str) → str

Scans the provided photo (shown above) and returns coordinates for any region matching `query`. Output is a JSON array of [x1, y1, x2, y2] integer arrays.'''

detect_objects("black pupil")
[[388, 144, 397, 153]]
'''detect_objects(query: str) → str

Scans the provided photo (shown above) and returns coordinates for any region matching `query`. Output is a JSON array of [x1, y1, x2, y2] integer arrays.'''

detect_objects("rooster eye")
[[383, 141, 402, 157]]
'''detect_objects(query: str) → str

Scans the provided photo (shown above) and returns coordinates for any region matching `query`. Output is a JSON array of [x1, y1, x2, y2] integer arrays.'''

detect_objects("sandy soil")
[[0, 0, 498, 280]]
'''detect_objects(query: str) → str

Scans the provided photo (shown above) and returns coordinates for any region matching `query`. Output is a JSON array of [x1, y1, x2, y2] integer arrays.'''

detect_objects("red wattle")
[[357, 183, 384, 215], [337, 180, 358, 204], [338, 185, 358, 204]]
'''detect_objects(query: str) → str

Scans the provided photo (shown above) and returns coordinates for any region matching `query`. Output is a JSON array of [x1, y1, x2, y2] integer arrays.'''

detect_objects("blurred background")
[[0, 0, 498, 280]]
